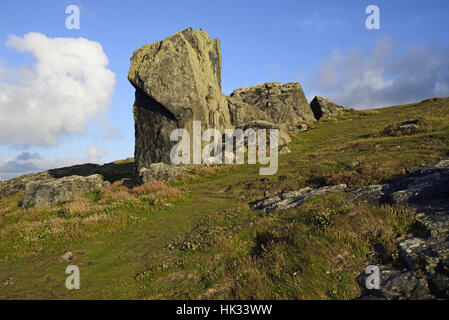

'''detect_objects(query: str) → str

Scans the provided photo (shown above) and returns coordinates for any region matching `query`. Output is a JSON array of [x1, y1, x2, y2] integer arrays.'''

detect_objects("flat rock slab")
[[250, 184, 347, 212]]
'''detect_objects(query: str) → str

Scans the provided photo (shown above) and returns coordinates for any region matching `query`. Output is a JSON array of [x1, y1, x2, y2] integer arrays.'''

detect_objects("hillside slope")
[[1, 97, 448, 299]]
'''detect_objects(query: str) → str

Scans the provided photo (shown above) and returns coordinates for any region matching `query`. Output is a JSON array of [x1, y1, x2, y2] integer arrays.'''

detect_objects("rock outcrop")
[[22, 174, 110, 209], [0, 172, 54, 200], [250, 159, 449, 299], [128, 28, 312, 173], [0, 159, 134, 201], [139, 163, 186, 184], [250, 184, 347, 212], [129, 28, 232, 172], [231, 82, 316, 124], [351, 160, 449, 299], [310, 96, 347, 120], [381, 119, 423, 137], [357, 266, 435, 300]]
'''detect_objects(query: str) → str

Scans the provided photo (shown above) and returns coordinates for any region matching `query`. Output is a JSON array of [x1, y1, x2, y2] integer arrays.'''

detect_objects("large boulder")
[[230, 82, 316, 124], [139, 163, 186, 184], [22, 174, 110, 209], [128, 28, 232, 172], [310, 96, 347, 120], [0, 171, 54, 200]]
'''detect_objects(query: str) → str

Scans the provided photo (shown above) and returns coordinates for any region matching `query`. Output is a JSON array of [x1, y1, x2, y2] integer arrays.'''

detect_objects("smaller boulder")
[[310, 96, 347, 121], [61, 251, 74, 262], [139, 163, 186, 184], [22, 174, 109, 209], [296, 123, 309, 133], [279, 147, 291, 155]]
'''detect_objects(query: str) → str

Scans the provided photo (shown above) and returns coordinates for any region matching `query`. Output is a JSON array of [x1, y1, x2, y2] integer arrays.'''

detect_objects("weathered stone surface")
[[22, 174, 110, 209], [348, 184, 389, 204], [358, 266, 434, 300], [129, 28, 232, 172], [310, 96, 347, 121], [241, 120, 291, 147], [227, 96, 271, 128], [0, 172, 53, 200], [279, 146, 291, 155], [139, 163, 186, 184], [428, 271, 449, 299], [349, 160, 449, 207], [61, 251, 74, 262], [353, 160, 449, 300], [250, 184, 347, 212], [230, 82, 316, 124], [381, 119, 423, 137], [295, 123, 309, 133]]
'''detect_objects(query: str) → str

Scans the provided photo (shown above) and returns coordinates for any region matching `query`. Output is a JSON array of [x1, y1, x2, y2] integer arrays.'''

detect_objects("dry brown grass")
[[323, 160, 405, 187], [187, 165, 217, 176], [359, 109, 380, 115], [132, 181, 169, 195], [64, 197, 104, 215], [101, 181, 133, 203]]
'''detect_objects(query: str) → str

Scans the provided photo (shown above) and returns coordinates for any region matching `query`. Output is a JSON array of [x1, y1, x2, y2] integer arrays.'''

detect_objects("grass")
[[0, 97, 448, 299]]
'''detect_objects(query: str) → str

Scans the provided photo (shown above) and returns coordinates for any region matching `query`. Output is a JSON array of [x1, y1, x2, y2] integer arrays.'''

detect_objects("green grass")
[[0, 97, 448, 299]]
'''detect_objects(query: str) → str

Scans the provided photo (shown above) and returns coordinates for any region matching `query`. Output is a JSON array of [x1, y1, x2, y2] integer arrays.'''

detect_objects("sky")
[[0, 0, 448, 180]]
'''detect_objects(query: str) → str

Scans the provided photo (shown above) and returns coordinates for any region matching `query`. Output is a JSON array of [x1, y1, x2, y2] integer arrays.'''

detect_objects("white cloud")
[[0, 32, 115, 146], [310, 38, 449, 109], [87, 145, 107, 164]]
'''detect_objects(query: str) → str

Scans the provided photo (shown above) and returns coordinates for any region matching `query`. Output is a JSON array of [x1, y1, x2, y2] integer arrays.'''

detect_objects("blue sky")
[[1, 0, 449, 179]]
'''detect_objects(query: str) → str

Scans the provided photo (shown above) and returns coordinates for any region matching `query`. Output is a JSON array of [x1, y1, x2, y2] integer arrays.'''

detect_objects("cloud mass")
[[0, 32, 116, 146], [0, 152, 83, 181], [0, 144, 109, 180], [312, 38, 449, 109]]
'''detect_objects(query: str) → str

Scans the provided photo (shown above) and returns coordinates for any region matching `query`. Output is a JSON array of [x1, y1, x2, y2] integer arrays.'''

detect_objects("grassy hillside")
[[1, 97, 448, 299]]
